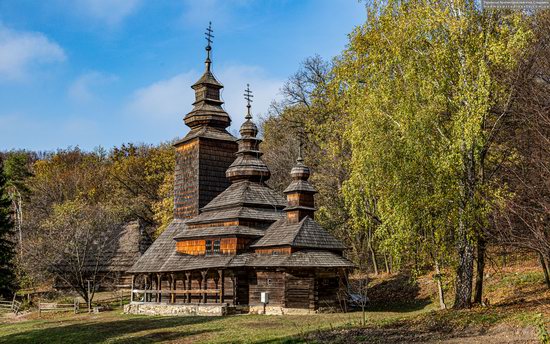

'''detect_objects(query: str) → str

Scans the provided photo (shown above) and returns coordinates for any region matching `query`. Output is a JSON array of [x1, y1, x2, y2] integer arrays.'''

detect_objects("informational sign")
[[481, 0, 550, 9]]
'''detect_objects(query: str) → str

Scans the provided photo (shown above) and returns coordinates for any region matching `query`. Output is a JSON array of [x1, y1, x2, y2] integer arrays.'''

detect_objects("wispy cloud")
[[0, 23, 65, 81], [125, 64, 282, 139], [217, 65, 282, 130], [72, 0, 142, 26], [126, 70, 198, 121], [68, 71, 118, 103]]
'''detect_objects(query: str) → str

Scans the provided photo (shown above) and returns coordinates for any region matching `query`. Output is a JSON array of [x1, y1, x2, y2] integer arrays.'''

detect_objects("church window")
[[205, 239, 221, 255]]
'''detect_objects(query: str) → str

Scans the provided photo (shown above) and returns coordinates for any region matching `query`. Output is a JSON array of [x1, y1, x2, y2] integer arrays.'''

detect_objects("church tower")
[[173, 23, 238, 219]]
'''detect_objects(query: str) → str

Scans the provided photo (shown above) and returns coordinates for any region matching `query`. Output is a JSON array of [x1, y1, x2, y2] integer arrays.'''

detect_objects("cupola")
[[283, 147, 317, 223], [225, 85, 271, 182]]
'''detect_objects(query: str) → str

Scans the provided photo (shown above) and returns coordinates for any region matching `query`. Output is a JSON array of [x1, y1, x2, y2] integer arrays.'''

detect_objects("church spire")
[[226, 85, 271, 182], [183, 21, 231, 130]]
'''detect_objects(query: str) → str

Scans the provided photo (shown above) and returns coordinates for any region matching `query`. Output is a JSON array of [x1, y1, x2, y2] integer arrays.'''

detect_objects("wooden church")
[[126, 25, 354, 316]]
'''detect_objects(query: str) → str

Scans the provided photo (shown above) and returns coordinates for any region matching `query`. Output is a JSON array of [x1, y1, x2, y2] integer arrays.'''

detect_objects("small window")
[[267, 278, 273, 286], [205, 240, 212, 255], [213, 240, 221, 254]]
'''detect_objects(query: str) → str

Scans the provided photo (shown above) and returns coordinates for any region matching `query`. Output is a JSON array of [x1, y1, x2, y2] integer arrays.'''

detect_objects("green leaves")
[[334, 0, 528, 270]]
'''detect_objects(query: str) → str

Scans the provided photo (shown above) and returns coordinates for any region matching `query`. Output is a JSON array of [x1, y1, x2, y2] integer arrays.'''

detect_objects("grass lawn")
[[0, 303, 432, 344], [1, 260, 547, 344]]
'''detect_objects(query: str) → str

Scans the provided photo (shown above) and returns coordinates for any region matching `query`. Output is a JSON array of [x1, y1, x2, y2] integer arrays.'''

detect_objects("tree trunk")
[[370, 245, 379, 275], [539, 253, 550, 289], [384, 253, 390, 274], [453, 214, 474, 309], [434, 259, 446, 309], [473, 236, 486, 304]]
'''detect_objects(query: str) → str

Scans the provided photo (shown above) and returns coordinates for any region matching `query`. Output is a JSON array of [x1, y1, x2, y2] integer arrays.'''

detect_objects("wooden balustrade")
[[131, 289, 224, 304]]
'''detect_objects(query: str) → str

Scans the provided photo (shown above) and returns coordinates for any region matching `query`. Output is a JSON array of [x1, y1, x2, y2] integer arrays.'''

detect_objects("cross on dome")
[[244, 84, 253, 119]]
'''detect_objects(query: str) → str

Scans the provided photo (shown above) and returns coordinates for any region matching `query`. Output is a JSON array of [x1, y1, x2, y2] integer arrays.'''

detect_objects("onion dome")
[[284, 148, 317, 195], [184, 22, 231, 130], [283, 146, 317, 223], [226, 85, 271, 183]]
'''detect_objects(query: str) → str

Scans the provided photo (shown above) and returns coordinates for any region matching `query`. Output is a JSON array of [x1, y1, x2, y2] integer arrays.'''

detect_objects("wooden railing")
[[131, 289, 223, 303], [132, 289, 220, 295], [38, 300, 80, 316], [0, 296, 22, 315]]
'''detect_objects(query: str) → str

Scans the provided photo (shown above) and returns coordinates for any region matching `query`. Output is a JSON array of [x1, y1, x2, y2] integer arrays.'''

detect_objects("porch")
[[127, 269, 245, 306]]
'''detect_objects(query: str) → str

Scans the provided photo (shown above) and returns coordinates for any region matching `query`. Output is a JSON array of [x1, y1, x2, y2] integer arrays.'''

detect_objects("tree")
[[0, 157, 17, 297], [262, 56, 358, 269], [33, 200, 123, 304], [491, 10, 550, 289], [109, 143, 174, 236], [2, 151, 33, 260], [333, 0, 529, 308]]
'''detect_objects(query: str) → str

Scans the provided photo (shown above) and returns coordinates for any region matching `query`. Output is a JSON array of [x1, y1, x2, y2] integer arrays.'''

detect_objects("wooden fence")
[[0, 296, 22, 315], [38, 299, 80, 316]]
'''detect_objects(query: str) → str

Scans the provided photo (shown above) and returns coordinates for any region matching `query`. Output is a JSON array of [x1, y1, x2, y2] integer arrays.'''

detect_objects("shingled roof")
[[251, 216, 346, 251], [127, 220, 186, 274], [174, 225, 265, 240], [201, 180, 286, 211], [129, 249, 353, 273]]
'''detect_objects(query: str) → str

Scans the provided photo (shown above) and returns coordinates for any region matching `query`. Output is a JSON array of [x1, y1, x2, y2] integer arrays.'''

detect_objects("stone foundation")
[[248, 305, 314, 315], [124, 302, 227, 316], [124, 302, 332, 316]]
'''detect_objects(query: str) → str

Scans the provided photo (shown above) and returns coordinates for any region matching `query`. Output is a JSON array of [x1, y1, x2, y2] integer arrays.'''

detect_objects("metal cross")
[[244, 84, 253, 119], [205, 22, 214, 48]]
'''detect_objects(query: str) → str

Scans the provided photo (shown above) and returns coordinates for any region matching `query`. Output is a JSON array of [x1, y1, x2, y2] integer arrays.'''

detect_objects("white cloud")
[[127, 70, 198, 121], [217, 65, 282, 129], [126, 64, 283, 136], [0, 24, 65, 81], [68, 71, 118, 103], [73, 0, 142, 25]]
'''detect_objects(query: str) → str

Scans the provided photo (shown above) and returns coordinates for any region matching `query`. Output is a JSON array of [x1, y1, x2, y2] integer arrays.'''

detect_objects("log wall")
[[176, 237, 251, 255], [249, 271, 285, 306]]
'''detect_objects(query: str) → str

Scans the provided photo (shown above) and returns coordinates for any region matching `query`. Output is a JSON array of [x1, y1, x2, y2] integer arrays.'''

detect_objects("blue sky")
[[0, 0, 366, 151]]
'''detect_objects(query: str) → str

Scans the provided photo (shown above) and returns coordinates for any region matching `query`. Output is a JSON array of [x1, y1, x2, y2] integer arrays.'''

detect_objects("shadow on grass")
[[364, 272, 432, 312], [0, 315, 219, 344]]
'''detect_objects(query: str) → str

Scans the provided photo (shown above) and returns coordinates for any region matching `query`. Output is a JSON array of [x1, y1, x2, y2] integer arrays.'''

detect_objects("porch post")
[[186, 272, 191, 303], [157, 273, 162, 303], [169, 274, 175, 303], [214, 270, 220, 303], [220, 270, 225, 303], [130, 275, 135, 303], [201, 271, 208, 303], [144, 275, 150, 302], [231, 275, 237, 305]]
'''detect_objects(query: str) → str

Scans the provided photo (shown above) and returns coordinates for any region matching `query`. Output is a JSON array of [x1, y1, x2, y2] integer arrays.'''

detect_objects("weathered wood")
[[131, 289, 220, 295], [186, 272, 192, 303], [157, 274, 162, 303], [130, 275, 135, 303], [201, 271, 208, 303]]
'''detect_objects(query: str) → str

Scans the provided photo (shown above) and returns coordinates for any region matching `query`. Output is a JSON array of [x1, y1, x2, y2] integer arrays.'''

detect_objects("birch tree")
[[334, 0, 529, 308]]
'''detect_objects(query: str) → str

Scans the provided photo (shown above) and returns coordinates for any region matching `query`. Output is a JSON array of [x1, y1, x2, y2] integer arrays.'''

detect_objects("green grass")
[[0, 304, 432, 344]]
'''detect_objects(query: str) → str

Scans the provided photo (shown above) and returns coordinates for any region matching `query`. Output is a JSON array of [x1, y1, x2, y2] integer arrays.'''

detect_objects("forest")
[[0, 0, 549, 316]]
